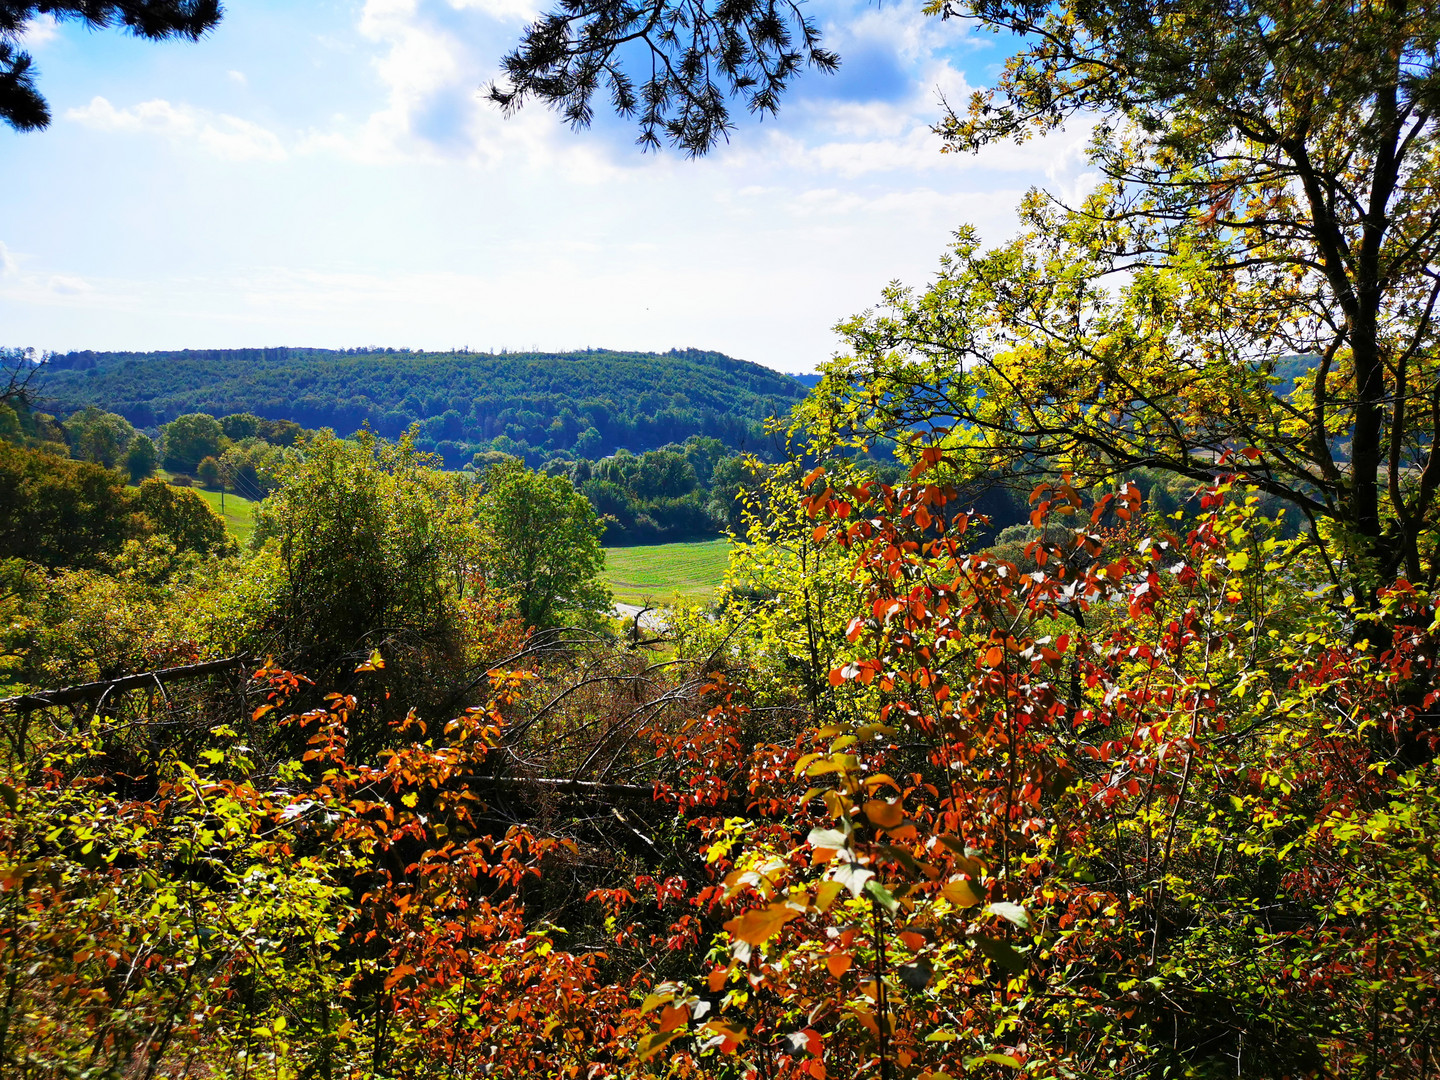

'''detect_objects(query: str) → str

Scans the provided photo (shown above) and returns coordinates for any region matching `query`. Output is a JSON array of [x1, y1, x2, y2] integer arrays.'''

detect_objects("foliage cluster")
[[558, 437, 742, 543], [0, 441, 232, 570], [6, 436, 1439, 1078]]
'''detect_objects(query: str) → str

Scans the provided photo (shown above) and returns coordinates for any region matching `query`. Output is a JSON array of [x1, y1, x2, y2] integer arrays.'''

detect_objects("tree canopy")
[[0, 1, 222, 131], [41, 346, 806, 467], [489, 0, 836, 154]]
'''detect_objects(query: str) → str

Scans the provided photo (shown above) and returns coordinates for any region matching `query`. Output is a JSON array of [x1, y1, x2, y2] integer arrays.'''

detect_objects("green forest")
[[4, 0, 1440, 1078], [38, 346, 808, 467], [5, 382, 873, 545]]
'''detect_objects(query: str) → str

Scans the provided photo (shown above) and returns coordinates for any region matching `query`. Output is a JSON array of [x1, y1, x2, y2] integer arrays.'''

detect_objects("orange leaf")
[[853, 1008, 880, 1036], [814, 880, 845, 912], [724, 903, 801, 947], [658, 1004, 689, 1033], [701, 1019, 749, 1050], [864, 799, 905, 829], [383, 964, 416, 991], [707, 966, 730, 993], [983, 646, 1005, 668], [899, 931, 926, 952], [826, 952, 853, 978]]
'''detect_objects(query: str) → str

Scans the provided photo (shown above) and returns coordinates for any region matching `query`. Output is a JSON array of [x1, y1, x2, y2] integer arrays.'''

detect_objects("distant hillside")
[[38, 346, 810, 466]]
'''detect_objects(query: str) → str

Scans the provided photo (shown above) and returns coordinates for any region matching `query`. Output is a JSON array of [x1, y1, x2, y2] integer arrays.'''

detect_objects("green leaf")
[[972, 936, 1027, 971], [985, 901, 1030, 929], [638, 1029, 686, 1061], [865, 879, 899, 913]]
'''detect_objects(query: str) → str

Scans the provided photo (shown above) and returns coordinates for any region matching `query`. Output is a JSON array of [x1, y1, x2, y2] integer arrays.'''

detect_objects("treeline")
[[12, 360, 1216, 549], [37, 346, 809, 467], [532, 437, 759, 543], [1, 385, 304, 502]]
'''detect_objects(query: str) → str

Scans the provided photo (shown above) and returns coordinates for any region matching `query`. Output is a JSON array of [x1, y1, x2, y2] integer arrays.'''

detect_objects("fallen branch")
[[0, 656, 253, 712]]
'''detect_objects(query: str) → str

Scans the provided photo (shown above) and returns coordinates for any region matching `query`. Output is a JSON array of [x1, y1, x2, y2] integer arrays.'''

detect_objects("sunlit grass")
[[602, 538, 730, 605], [185, 486, 258, 546]]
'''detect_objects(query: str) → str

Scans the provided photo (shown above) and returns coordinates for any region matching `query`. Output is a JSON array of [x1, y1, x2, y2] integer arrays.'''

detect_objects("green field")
[[189, 487, 259, 545], [602, 539, 731, 605]]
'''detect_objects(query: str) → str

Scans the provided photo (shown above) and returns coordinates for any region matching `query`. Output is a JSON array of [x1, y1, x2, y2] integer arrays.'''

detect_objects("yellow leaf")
[[814, 880, 845, 912], [638, 1029, 685, 1061], [942, 877, 982, 907], [701, 1019, 749, 1046]]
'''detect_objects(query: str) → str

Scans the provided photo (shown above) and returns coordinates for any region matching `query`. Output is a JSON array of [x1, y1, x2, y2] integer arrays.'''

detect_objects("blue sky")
[[0, 0, 1096, 373]]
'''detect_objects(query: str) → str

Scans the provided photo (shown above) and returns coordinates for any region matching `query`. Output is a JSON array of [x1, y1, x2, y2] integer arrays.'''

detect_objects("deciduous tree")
[[477, 459, 611, 628], [124, 431, 158, 482], [162, 412, 224, 474]]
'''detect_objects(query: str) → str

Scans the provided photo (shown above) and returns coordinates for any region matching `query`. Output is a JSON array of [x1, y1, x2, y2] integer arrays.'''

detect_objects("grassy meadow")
[[602, 538, 730, 605], [190, 487, 258, 546], [129, 471, 260, 545]]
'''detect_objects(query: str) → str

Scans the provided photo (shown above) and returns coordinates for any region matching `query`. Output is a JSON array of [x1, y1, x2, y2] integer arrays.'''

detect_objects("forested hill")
[[38, 346, 809, 463]]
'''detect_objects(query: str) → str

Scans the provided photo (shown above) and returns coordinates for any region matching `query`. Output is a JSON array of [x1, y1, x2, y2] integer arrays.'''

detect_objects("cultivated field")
[[602, 538, 730, 605]]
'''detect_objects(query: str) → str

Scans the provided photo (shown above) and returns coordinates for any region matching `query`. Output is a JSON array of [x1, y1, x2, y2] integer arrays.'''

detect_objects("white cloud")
[[0, 252, 103, 309], [299, 0, 623, 178], [228, 70, 248, 86], [47, 275, 92, 295], [66, 97, 287, 162], [450, 0, 540, 22], [18, 14, 59, 47]]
